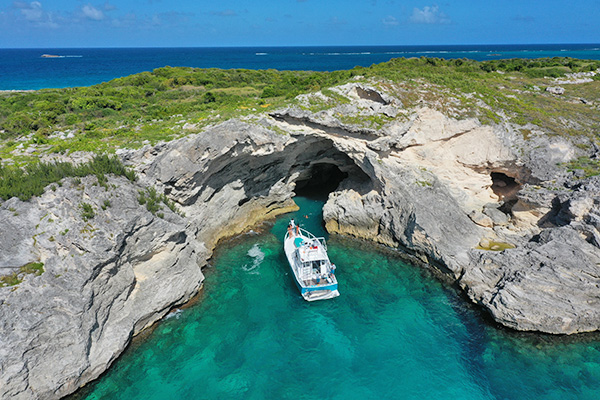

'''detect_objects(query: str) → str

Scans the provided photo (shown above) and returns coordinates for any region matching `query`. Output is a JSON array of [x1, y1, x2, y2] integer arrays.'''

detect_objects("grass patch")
[[79, 202, 95, 221], [565, 157, 600, 178], [321, 88, 352, 104], [101, 199, 111, 210], [336, 113, 394, 129], [0, 261, 44, 287]]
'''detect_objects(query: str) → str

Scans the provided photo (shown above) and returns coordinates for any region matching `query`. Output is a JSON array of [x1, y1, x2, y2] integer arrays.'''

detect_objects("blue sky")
[[1, 1, 598, 48]]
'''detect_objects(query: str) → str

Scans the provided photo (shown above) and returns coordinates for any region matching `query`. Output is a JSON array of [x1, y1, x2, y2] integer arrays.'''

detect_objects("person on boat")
[[288, 219, 297, 237], [289, 219, 299, 235]]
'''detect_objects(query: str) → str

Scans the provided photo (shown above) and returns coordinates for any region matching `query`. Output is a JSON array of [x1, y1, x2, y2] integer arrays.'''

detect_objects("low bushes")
[[0, 155, 136, 201]]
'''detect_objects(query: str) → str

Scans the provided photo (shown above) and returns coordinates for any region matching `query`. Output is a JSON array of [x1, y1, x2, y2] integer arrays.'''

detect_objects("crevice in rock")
[[355, 87, 388, 105], [498, 199, 518, 215], [491, 172, 521, 202], [538, 197, 570, 227], [270, 112, 381, 141]]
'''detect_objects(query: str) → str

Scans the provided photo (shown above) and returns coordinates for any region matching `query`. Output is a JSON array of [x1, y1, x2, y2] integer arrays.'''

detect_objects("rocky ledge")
[[1, 81, 599, 399]]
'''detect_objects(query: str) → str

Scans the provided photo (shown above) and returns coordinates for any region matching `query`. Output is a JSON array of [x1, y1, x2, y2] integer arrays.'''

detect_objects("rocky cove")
[[1, 80, 600, 399]]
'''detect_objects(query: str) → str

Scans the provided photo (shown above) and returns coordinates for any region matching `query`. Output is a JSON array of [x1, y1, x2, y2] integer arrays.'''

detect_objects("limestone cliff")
[[0, 80, 599, 399]]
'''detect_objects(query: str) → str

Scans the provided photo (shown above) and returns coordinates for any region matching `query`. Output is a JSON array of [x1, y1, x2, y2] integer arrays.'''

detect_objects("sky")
[[0, 1, 598, 48]]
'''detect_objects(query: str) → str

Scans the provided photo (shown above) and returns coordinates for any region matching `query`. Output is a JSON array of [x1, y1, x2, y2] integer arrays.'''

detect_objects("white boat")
[[284, 220, 340, 301]]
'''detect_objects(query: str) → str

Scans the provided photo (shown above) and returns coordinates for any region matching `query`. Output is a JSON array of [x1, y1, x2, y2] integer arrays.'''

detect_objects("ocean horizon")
[[1, 43, 599, 90]]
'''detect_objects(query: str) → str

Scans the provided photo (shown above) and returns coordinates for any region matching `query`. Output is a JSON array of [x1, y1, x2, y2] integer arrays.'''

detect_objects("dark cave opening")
[[491, 172, 521, 203], [293, 163, 349, 199]]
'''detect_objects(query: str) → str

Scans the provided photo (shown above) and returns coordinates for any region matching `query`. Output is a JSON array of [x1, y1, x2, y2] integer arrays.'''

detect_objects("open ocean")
[[1, 44, 600, 90], [71, 197, 600, 400]]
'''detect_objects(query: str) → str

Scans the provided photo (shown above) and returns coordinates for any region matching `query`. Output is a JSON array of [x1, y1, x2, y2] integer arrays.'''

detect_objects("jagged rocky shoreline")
[[1, 82, 599, 399]]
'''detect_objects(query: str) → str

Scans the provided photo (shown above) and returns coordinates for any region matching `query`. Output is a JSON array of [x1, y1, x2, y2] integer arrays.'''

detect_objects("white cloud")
[[12, 1, 59, 28], [410, 5, 450, 24], [15, 1, 43, 21], [382, 15, 399, 26], [82, 4, 104, 21]]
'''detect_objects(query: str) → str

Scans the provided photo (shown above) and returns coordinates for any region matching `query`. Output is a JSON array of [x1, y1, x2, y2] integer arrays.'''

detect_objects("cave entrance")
[[294, 163, 348, 199], [491, 172, 521, 202]]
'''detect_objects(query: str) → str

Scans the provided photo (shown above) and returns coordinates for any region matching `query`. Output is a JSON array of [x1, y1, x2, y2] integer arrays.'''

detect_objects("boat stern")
[[301, 283, 340, 301]]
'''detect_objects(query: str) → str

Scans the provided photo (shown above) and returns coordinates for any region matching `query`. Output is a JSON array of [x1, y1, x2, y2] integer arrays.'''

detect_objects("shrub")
[[0, 155, 136, 201], [79, 202, 95, 221], [138, 186, 184, 217]]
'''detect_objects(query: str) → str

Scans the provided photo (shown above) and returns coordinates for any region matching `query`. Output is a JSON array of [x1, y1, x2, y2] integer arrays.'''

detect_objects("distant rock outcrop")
[[546, 86, 565, 95]]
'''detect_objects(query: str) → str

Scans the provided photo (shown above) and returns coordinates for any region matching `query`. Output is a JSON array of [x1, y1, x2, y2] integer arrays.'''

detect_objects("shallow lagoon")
[[76, 197, 600, 400]]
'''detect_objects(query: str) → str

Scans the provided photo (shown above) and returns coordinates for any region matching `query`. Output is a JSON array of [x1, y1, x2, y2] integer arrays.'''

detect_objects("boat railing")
[[297, 227, 327, 251], [285, 225, 327, 250]]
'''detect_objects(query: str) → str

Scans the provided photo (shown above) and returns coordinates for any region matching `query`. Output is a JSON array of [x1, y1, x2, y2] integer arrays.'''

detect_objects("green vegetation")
[[362, 57, 600, 138], [137, 186, 184, 218], [0, 154, 135, 201], [320, 88, 351, 104], [0, 57, 598, 179], [0, 67, 355, 154], [79, 202, 95, 221], [566, 156, 600, 178], [0, 261, 44, 287], [101, 199, 111, 210], [336, 112, 394, 129]]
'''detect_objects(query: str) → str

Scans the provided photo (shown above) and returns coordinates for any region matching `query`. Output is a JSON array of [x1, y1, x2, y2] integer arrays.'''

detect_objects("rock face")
[[1, 81, 599, 399], [0, 176, 205, 399]]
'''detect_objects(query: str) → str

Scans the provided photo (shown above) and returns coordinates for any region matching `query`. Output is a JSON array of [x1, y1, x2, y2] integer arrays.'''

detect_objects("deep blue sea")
[[1, 44, 600, 90], [71, 197, 600, 400]]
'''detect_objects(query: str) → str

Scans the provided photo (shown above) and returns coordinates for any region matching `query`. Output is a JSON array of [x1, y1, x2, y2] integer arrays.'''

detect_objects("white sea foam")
[[306, 52, 373, 56], [165, 309, 183, 320], [242, 244, 264, 274]]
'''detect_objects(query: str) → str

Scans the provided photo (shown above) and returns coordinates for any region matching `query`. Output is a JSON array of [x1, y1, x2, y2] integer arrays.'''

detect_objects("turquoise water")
[[76, 197, 600, 400]]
